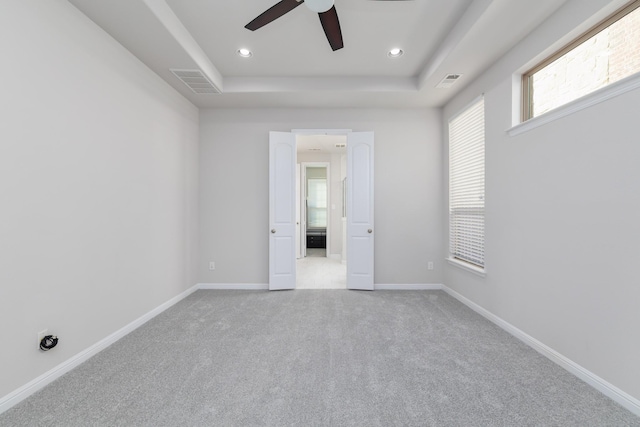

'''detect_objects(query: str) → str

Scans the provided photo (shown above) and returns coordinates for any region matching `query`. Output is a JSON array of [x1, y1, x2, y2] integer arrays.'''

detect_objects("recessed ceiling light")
[[237, 48, 252, 58], [388, 48, 404, 58]]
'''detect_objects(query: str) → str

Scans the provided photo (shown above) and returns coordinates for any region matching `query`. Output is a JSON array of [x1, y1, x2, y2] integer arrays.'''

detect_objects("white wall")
[[199, 108, 442, 285], [443, 0, 640, 402], [0, 0, 199, 400]]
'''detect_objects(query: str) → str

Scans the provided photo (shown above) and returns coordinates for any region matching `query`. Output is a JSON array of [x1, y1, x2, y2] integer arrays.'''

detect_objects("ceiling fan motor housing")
[[305, 0, 334, 13]]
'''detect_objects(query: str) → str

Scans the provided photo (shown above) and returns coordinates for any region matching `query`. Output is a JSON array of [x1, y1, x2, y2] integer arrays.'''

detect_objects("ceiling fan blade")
[[245, 0, 304, 31], [318, 6, 343, 51]]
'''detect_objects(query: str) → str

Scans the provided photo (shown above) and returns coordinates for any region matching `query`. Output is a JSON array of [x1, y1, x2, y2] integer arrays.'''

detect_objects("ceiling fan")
[[245, 0, 413, 52]]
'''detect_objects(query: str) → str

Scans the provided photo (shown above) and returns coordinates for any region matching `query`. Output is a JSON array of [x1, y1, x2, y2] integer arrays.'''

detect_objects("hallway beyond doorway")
[[296, 249, 346, 289]]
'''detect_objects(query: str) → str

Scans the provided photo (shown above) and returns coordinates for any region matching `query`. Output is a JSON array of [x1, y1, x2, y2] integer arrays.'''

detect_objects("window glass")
[[523, 1, 640, 119], [307, 178, 327, 228]]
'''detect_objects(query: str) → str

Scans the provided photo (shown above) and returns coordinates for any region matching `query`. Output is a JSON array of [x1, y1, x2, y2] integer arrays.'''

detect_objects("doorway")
[[268, 130, 374, 291], [296, 136, 347, 289]]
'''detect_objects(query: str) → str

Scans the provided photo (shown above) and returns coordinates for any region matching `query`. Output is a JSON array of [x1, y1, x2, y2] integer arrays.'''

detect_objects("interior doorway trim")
[[292, 129, 353, 136], [300, 161, 331, 258], [293, 128, 351, 264]]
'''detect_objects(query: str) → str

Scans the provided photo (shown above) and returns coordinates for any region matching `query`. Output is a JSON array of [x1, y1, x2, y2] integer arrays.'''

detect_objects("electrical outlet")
[[209, 261, 215, 270], [38, 329, 48, 347], [428, 262, 434, 271]]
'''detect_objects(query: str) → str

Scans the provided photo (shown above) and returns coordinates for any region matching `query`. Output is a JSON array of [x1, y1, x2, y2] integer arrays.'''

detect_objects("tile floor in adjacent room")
[[296, 248, 347, 289]]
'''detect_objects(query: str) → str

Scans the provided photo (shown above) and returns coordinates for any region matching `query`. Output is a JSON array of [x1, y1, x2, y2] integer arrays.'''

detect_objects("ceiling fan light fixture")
[[237, 48, 253, 58], [388, 48, 404, 58], [305, 0, 334, 13]]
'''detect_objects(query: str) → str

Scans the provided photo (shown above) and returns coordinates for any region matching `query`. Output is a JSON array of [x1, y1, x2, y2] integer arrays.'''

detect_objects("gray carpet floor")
[[2, 290, 639, 426]]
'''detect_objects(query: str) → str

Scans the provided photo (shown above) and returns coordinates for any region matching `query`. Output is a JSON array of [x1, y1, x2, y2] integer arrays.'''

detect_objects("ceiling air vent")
[[170, 69, 220, 94], [436, 74, 462, 89]]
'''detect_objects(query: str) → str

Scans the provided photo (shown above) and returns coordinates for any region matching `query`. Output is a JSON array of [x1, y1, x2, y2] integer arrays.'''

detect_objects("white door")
[[296, 164, 302, 259], [301, 165, 307, 258], [269, 131, 296, 290], [347, 132, 374, 290]]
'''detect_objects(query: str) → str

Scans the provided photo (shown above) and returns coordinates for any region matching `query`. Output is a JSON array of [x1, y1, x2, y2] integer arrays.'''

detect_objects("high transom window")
[[523, 0, 640, 120]]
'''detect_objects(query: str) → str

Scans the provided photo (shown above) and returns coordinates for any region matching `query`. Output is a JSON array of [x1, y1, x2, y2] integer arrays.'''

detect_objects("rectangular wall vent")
[[436, 73, 462, 89], [170, 69, 220, 94]]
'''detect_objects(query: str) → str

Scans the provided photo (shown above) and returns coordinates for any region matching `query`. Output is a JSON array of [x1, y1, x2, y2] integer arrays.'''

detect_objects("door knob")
[[368, 229, 373, 233], [271, 229, 276, 233]]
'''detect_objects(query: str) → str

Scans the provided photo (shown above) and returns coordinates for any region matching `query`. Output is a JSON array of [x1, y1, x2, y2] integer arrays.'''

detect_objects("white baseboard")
[[0, 284, 199, 415], [441, 285, 640, 417], [197, 283, 268, 290], [374, 283, 444, 290], [199, 283, 443, 291]]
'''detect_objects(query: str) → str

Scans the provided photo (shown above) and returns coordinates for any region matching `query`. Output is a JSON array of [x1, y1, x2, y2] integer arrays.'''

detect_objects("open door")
[[347, 132, 374, 290], [270, 129, 374, 291], [269, 131, 296, 290]]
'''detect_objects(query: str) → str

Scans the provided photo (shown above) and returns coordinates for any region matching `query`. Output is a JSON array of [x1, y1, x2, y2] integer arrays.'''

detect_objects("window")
[[307, 178, 327, 228], [522, 0, 640, 120], [449, 97, 485, 270]]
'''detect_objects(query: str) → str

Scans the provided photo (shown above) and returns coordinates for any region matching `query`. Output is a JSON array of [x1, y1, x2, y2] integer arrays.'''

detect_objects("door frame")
[[293, 129, 350, 262], [300, 161, 331, 258]]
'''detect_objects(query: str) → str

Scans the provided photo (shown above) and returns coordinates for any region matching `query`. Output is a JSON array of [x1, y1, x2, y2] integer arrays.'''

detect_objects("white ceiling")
[[67, 0, 570, 109]]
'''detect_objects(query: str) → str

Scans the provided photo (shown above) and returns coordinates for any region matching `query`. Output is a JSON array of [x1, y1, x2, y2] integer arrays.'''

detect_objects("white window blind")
[[307, 178, 327, 228], [449, 97, 485, 268]]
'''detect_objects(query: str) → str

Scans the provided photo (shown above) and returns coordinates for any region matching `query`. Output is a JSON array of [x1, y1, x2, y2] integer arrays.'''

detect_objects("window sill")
[[507, 72, 640, 137], [447, 258, 486, 278]]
